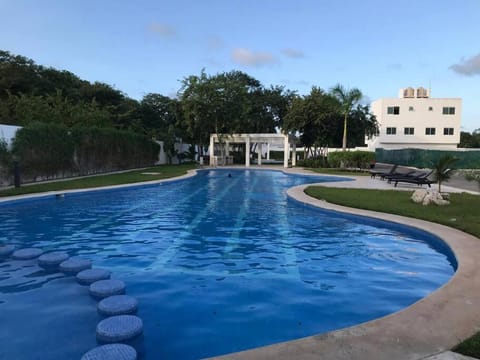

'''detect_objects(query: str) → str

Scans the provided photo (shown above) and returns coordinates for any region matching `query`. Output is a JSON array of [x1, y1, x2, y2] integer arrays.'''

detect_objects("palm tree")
[[330, 84, 363, 151], [433, 155, 458, 193]]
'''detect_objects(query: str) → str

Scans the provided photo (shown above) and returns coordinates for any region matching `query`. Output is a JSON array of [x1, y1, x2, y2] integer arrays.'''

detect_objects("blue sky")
[[1, 0, 479, 131]]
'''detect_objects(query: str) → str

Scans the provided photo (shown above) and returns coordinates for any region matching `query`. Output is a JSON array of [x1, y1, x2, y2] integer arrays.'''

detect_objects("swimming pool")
[[0, 169, 456, 359]]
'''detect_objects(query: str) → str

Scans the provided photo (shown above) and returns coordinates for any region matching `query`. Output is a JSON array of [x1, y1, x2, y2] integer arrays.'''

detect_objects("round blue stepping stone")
[[59, 257, 92, 275], [0, 244, 15, 257], [90, 279, 126, 299], [11, 248, 43, 260], [76, 268, 111, 286], [96, 315, 143, 343], [81, 344, 137, 360], [98, 295, 138, 316], [38, 252, 69, 268]]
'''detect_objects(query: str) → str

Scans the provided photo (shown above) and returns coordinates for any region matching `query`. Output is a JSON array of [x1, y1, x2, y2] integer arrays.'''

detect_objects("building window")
[[408, 106, 414, 111], [404, 127, 414, 135], [425, 127, 436, 135], [442, 107, 455, 115], [444, 127, 454, 135], [386, 127, 397, 135], [387, 106, 400, 115], [428, 106, 433, 111]]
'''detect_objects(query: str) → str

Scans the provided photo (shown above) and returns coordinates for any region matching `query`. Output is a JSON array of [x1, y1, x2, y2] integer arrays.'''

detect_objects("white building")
[[366, 87, 462, 150]]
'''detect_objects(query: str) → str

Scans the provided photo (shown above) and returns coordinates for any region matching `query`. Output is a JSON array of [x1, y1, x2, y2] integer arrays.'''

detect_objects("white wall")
[[155, 140, 191, 165], [367, 94, 462, 150], [0, 124, 22, 148]]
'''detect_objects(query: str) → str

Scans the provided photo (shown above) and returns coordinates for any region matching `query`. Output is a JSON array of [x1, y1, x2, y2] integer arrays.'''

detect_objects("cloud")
[[281, 48, 304, 59], [450, 53, 480, 76], [148, 23, 177, 39], [231, 48, 277, 67]]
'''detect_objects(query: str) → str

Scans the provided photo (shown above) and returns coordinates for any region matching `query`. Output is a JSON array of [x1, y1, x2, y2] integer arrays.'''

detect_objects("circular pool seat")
[[81, 344, 137, 360], [76, 268, 111, 286], [11, 248, 43, 260], [0, 244, 15, 257], [98, 295, 138, 316], [90, 279, 126, 299], [59, 257, 92, 275], [96, 315, 143, 343], [38, 252, 69, 268]]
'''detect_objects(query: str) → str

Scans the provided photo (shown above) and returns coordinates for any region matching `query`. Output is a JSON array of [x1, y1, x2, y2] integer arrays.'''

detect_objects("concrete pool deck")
[[213, 167, 480, 360]]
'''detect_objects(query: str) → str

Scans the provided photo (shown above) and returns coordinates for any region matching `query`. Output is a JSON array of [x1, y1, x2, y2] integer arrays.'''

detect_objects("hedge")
[[327, 151, 375, 169], [375, 148, 480, 169], [11, 123, 160, 181], [0, 139, 12, 185]]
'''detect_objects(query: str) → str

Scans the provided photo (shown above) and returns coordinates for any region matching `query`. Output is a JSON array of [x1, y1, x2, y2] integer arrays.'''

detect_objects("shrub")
[[0, 138, 13, 185], [328, 151, 375, 169], [12, 123, 160, 181], [12, 122, 74, 180]]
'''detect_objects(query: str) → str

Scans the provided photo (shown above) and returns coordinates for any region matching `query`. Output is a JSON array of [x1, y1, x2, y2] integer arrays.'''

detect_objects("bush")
[[297, 156, 327, 168], [0, 139, 13, 185], [327, 151, 375, 169], [12, 122, 74, 180], [12, 123, 160, 181]]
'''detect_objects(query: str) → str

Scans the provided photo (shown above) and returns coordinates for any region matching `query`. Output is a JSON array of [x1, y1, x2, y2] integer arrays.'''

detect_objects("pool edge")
[[211, 183, 480, 360]]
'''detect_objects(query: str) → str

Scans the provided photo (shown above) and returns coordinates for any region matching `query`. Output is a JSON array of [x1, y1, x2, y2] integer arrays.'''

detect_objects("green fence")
[[375, 148, 480, 169]]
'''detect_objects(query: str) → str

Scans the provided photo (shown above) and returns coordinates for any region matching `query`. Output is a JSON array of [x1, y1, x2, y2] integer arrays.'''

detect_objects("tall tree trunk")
[[342, 113, 348, 151]]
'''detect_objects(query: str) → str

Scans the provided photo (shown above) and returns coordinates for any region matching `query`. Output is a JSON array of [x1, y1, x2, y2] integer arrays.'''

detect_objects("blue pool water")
[[0, 169, 456, 359]]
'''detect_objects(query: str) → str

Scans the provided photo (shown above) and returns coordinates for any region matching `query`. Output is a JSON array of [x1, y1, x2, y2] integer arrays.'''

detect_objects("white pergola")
[[209, 133, 297, 168]]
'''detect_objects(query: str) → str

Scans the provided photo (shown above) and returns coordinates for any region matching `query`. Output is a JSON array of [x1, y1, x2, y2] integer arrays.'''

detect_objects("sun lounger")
[[369, 164, 398, 179], [390, 170, 436, 187], [384, 169, 417, 182]]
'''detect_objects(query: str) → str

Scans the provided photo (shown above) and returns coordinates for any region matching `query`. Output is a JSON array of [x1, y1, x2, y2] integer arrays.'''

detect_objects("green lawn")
[[0, 164, 197, 197], [304, 186, 480, 357], [304, 187, 480, 237]]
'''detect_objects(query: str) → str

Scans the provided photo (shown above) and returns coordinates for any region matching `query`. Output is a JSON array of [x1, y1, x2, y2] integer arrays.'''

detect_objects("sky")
[[0, 0, 479, 131]]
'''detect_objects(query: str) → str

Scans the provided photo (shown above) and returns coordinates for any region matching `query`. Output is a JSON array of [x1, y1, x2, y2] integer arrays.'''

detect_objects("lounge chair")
[[384, 169, 417, 182], [390, 170, 436, 187], [369, 164, 398, 179]]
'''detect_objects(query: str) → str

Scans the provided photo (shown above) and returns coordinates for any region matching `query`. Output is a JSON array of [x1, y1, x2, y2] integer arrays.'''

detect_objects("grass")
[[304, 187, 480, 237], [304, 186, 480, 357], [453, 333, 480, 358], [0, 164, 197, 197]]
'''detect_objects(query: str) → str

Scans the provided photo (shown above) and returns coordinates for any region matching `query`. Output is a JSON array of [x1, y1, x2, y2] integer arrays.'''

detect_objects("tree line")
[[0, 50, 380, 160]]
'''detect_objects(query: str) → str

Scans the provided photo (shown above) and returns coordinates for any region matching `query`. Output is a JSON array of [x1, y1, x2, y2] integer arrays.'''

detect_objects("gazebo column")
[[258, 143, 263, 166], [267, 143, 270, 160], [245, 136, 251, 167], [283, 135, 289, 168], [292, 140, 297, 167], [209, 135, 215, 166], [225, 141, 230, 165]]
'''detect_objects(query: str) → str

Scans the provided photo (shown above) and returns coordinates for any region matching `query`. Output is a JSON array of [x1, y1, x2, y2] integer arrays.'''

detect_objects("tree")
[[139, 93, 178, 137], [459, 129, 480, 148], [284, 87, 339, 159], [330, 84, 363, 151], [433, 155, 458, 193], [179, 70, 269, 159]]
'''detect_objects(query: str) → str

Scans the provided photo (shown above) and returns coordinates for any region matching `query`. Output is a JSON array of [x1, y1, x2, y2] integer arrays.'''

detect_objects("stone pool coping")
[[2, 167, 479, 359], [0, 169, 198, 204], [212, 183, 480, 360]]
